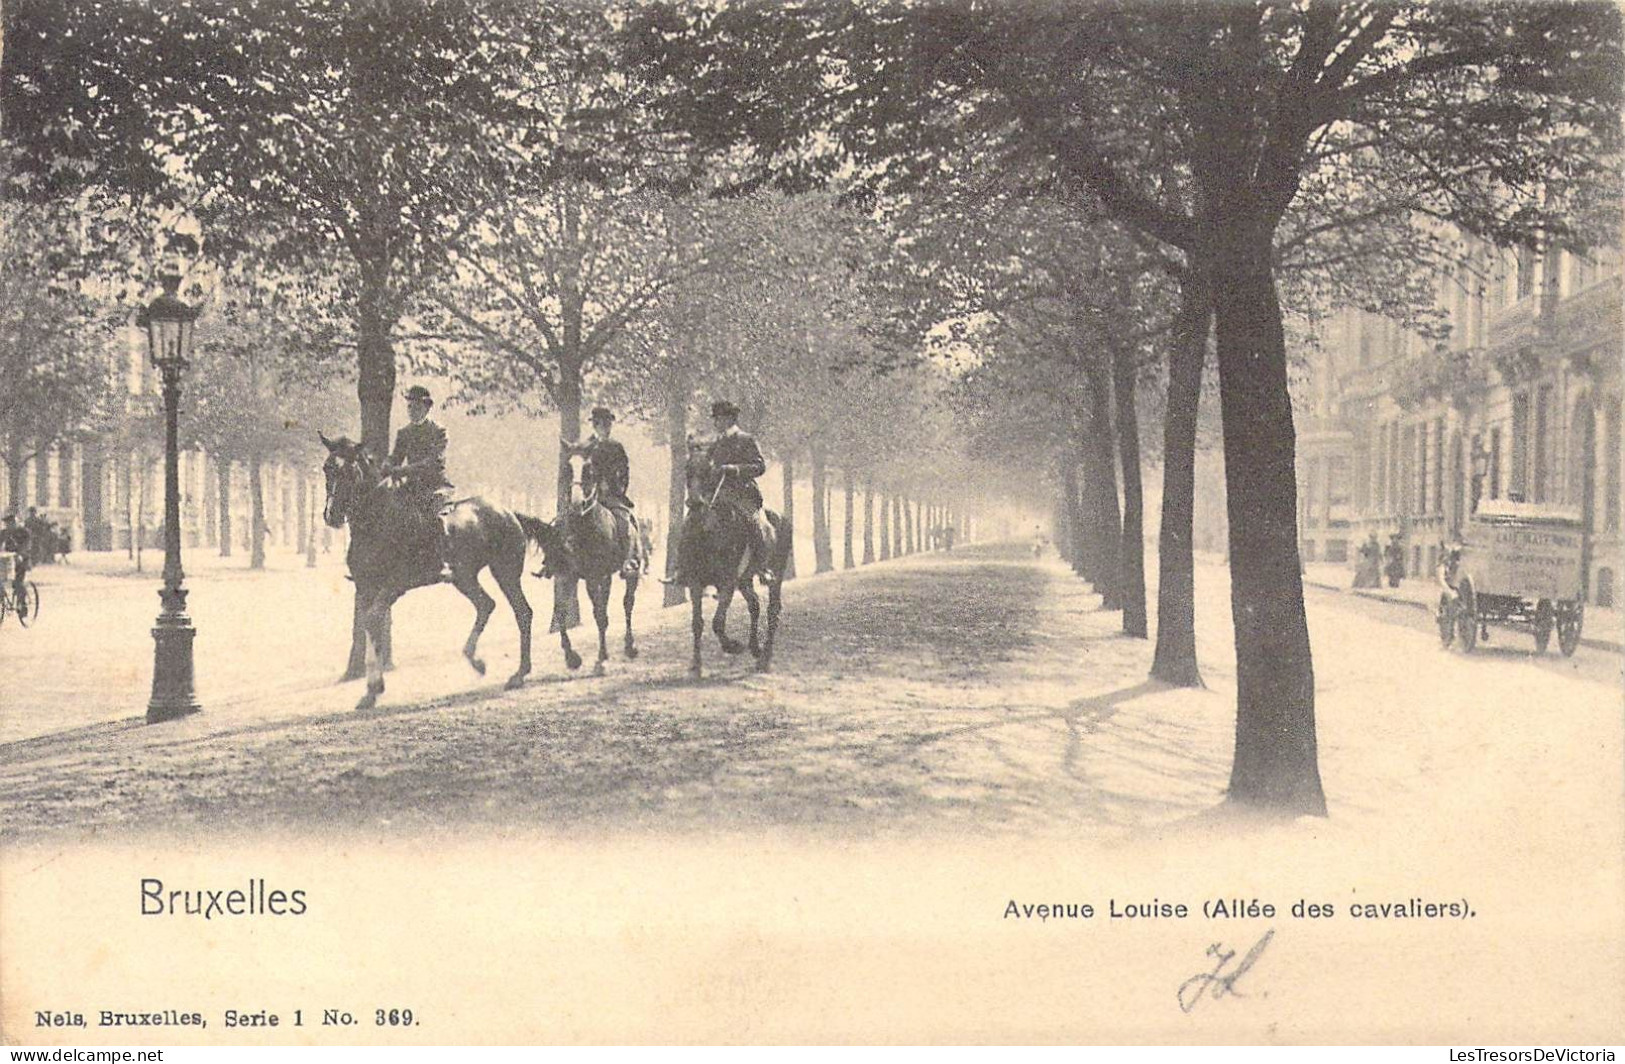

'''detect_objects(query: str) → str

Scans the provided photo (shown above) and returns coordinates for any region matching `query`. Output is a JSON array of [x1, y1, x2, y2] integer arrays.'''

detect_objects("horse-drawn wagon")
[[1437, 499, 1587, 656]]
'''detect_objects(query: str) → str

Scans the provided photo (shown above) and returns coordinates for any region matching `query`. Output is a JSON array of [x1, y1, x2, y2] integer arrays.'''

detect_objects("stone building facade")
[[0, 330, 324, 557], [1296, 241, 1622, 605]]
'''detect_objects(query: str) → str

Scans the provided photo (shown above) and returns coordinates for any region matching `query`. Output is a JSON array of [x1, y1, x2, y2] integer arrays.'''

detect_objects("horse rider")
[[385, 385, 453, 581], [0, 513, 31, 614], [563, 406, 645, 574], [703, 399, 773, 582]]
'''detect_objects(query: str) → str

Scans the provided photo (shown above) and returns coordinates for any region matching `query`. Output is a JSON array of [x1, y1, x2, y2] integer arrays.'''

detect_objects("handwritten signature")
[[1177, 929, 1274, 1013]]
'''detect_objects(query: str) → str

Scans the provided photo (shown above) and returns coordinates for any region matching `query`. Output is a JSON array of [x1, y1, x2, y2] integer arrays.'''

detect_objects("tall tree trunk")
[[296, 467, 309, 555], [1073, 450, 1095, 579], [811, 441, 832, 573], [248, 451, 267, 570], [781, 456, 797, 580], [863, 479, 875, 564], [4, 436, 23, 516], [1083, 356, 1124, 610], [902, 493, 914, 555], [305, 475, 318, 568], [879, 487, 891, 561], [1061, 460, 1083, 573], [552, 366, 584, 630], [1113, 341, 1148, 638], [1152, 275, 1211, 686], [553, 202, 588, 632], [216, 456, 233, 559], [891, 491, 903, 558], [134, 451, 146, 572], [123, 452, 134, 561], [843, 466, 856, 569], [664, 384, 690, 607], [346, 276, 399, 679], [1211, 238, 1325, 816]]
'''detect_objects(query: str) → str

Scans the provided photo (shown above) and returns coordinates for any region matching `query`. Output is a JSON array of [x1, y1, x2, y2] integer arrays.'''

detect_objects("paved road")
[[0, 542, 1618, 846]]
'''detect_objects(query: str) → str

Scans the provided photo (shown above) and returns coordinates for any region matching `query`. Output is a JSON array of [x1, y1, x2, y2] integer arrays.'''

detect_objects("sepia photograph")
[[1, 0, 1621, 1046]]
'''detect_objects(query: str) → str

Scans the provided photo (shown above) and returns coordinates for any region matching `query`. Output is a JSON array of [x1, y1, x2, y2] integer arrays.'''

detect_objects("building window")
[[1304, 460, 1320, 528], [1535, 384, 1553, 504], [1607, 403, 1621, 532], [1378, 425, 1391, 513], [1574, 253, 1599, 291], [1355, 442, 1370, 511], [1490, 427, 1503, 500], [1416, 422, 1429, 515], [1517, 244, 1537, 301], [1598, 568, 1616, 608], [1329, 455, 1350, 513], [1431, 419, 1445, 513], [1511, 393, 1530, 500], [1392, 422, 1404, 513], [58, 444, 74, 509]]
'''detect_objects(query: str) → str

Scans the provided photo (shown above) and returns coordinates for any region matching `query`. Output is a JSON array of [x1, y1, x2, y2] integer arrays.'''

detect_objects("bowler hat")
[[711, 400, 740, 420], [403, 385, 433, 404], [590, 406, 615, 424]]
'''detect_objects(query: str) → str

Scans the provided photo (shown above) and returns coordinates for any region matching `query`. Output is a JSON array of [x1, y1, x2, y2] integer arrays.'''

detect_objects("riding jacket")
[[708, 428, 767, 511], [389, 419, 451, 493], [579, 437, 632, 506]]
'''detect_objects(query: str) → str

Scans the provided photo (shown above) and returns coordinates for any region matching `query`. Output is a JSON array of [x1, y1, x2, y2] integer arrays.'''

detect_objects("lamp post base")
[[148, 609, 201, 724]]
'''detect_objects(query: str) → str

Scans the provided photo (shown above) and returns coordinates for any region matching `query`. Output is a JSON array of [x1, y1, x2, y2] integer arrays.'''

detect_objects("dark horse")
[[528, 454, 649, 675], [678, 440, 790, 677], [319, 434, 554, 709]]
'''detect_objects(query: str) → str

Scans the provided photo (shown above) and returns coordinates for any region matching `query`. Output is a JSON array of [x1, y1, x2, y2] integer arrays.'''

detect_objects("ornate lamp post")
[[1470, 439, 1492, 516], [138, 265, 202, 724]]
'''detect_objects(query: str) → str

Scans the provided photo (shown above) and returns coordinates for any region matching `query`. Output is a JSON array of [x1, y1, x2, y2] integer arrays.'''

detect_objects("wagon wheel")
[[13, 582, 39, 628], [1455, 579, 1478, 652], [1557, 603, 1584, 657], [1532, 598, 1554, 654], [1436, 593, 1457, 648]]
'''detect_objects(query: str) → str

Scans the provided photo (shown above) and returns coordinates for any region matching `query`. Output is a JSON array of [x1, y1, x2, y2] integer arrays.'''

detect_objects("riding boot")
[[752, 520, 775, 585], [423, 507, 451, 583]]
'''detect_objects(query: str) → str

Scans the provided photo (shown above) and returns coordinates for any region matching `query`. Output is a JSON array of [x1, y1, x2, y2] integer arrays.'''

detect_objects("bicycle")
[[0, 555, 40, 628]]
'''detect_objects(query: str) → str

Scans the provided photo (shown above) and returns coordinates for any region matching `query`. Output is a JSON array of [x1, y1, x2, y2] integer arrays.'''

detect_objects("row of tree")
[[4, 0, 1619, 816]]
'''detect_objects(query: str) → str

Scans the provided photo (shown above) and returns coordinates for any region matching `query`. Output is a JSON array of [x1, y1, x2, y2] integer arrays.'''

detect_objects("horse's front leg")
[[689, 587, 705, 677], [356, 586, 399, 710], [622, 572, 639, 660], [738, 581, 763, 658], [590, 577, 611, 676], [557, 576, 582, 671], [714, 584, 745, 655]]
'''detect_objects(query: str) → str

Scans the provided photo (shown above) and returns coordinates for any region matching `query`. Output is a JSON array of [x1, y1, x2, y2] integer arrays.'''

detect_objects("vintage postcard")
[[2, 0, 1622, 1046]]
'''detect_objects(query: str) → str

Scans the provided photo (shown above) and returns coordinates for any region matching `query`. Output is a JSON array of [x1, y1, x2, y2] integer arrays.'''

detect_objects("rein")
[[706, 466, 730, 508]]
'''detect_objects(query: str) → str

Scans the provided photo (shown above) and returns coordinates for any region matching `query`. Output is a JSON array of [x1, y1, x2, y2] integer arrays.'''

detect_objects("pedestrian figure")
[[1354, 531, 1381, 588], [1383, 532, 1406, 588]]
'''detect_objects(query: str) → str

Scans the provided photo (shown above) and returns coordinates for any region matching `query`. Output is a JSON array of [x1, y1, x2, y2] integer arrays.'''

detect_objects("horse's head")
[[684, 436, 720, 511], [563, 451, 595, 511], [319, 433, 375, 528]]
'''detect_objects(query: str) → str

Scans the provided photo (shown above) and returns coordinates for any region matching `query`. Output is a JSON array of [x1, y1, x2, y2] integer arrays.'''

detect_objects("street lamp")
[[137, 263, 201, 724], [1470, 438, 1491, 516]]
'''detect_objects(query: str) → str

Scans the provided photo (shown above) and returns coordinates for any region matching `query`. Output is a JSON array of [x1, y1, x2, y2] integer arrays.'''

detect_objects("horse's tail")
[[765, 509, 792, 577], [515, 512, 564, 561]]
